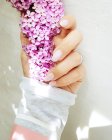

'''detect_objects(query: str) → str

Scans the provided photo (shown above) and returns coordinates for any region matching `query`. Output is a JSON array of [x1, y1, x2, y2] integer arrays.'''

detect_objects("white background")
[[0, 0, 112, 139]]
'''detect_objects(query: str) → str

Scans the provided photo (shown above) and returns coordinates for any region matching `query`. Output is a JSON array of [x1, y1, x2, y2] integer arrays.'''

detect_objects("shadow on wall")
[[61, 82, 112, 140], [0, 0, 22, 140]]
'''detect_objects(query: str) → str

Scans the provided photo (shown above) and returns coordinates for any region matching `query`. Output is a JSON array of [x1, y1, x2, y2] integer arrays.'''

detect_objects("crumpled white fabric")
[[15, 77, 77, 140]]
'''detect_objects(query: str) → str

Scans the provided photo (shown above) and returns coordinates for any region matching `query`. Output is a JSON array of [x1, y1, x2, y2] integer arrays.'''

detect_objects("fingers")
[[44, 51, 82, 81], [61, 82, 82, 94], [60, 15, 77, 30], [59, 15, 77, 38], [49, 65, 85, 88], [53, 15, 77, 45], [52, 30, 82, 62]]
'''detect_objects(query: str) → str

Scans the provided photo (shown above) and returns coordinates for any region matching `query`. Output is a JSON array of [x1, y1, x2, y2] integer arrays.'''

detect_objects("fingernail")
[[60, 19, 69, 27], [44, 73, 54, 81], [52, 50, 62, 62], [49, 81, 56, 86]]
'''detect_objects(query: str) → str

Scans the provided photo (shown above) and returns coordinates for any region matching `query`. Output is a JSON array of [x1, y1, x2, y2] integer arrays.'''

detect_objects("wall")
[[0, 0, 112, 140]]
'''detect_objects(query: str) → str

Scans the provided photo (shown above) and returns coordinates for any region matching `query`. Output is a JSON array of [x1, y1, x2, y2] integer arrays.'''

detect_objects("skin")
[[20, 15, 85, 94]]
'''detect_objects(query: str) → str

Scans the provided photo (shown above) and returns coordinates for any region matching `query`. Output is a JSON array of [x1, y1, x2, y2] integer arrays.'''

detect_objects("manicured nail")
[[52, 50, 62, 62], [49, 81, 56, 86], [44, 73, 54, 81], [60, 19, 69, 27]]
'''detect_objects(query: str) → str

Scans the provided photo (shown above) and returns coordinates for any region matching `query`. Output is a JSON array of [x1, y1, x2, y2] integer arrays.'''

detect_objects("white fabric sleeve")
[[15, 77, 77, 140]]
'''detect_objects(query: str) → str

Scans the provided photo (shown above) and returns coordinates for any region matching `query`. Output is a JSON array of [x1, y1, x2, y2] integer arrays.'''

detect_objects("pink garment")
[[11, 124, 48, 140]]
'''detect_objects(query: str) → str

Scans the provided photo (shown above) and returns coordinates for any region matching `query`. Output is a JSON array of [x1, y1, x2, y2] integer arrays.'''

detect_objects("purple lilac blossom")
[[8, 0, 64, 81], [8, 0, 33, 11]]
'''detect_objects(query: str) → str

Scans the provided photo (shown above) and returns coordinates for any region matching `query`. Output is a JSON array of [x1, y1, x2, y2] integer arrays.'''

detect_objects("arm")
[[11, 16, 85, 140]]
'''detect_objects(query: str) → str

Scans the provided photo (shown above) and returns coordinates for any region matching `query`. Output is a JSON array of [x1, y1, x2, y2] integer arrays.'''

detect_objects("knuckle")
[[78, 65, 85, 79], [69, 16, 76, 24], [75, 70, 81, 79], [74, 52, 82, 63], [75, 52, 81, 62], [73, 66, 83, 79]]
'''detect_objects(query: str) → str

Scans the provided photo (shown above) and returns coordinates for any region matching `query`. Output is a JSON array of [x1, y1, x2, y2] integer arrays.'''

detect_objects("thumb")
[[21, 49, 29, 77], [20, 32, 31, 45]]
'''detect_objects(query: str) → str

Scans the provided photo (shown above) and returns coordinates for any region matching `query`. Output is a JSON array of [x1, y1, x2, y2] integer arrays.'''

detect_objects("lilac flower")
[[8, 0, 64, 81], [8, 0, 33, 11]]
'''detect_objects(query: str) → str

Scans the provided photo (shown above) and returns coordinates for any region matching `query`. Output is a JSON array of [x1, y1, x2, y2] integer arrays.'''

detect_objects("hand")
[[20, 16, 85, 94]]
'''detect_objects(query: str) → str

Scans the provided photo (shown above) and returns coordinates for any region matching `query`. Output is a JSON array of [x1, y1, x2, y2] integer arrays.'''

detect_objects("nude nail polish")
[[49, 81, 56, 86], [52, 50, 62, 62], [44, 73, 54, 81], [60, 19, 68, 27]]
